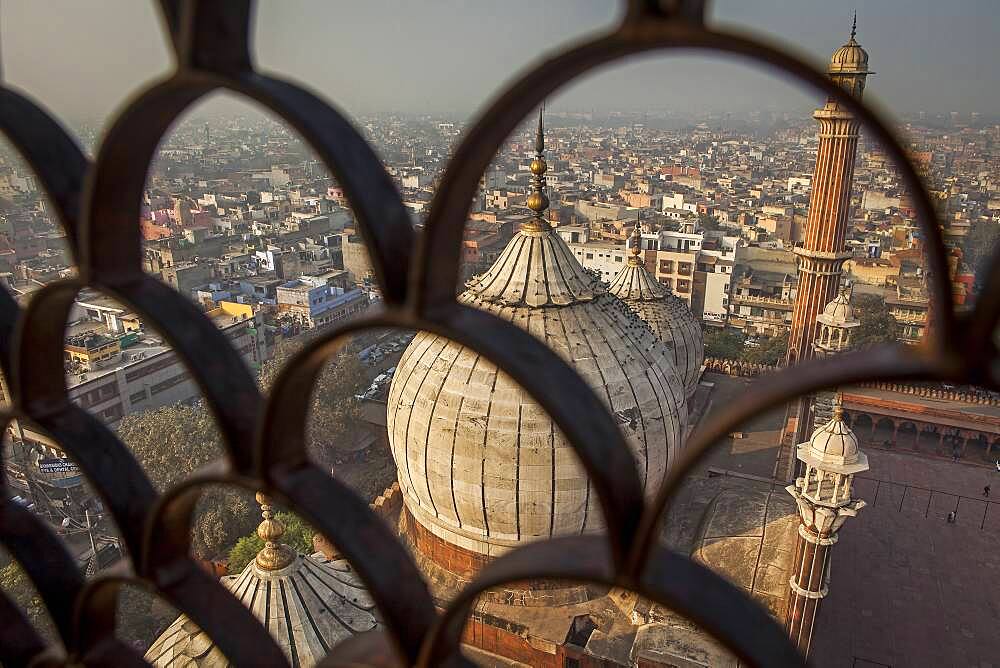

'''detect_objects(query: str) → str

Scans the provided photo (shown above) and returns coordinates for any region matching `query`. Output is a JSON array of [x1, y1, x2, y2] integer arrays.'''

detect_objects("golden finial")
[[254, 492, 294, 571], [850, 10, 857, 41], [523, 103, 550, 233], [628, 212, 643, 266], [832, 392, 844, 421]]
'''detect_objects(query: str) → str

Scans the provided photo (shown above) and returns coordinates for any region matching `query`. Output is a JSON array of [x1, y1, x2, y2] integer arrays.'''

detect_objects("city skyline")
[[1, 0, 997, 127]]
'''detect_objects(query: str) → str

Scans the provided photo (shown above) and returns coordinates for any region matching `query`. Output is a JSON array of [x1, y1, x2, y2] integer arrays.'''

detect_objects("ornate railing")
[[0, 1, 989, 666]]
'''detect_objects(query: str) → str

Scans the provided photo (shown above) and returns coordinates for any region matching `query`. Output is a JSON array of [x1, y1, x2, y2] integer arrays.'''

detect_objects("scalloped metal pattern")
[[0, 1, 983, 667]]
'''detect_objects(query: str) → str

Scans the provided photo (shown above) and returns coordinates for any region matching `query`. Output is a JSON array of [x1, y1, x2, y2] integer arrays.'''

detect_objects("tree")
[[850, 293, 900, 349], [962, 220, 1000, 288], [698, 212, 720, 232], [744, 333, 788, 365], [258, 334, 367, 463], [0, 561, 53, 639], [116, 404, 258, 560], [703, 329, 745, 360], [227, 511, 315, 573]]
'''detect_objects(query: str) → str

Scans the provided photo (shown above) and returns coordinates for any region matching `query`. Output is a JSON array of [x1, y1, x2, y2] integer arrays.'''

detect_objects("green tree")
[[258, 334, 367, 462], [227, 512, 315, 573], [850, 293, 900, 349], [116, 586, 178, 652], [962, 220, 1000, 287], [0, 560, 56, 640], [744, 333, 788, 365], [116, 404, 258, 560], [703, 329, 745, 360]]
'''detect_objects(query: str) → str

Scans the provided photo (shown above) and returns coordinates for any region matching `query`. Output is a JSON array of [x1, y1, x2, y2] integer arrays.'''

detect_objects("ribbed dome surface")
[[145, 553, 379, 666], [806, 415, 860, 463], [464, 224, 600, 306], [818, 290, 857, 325], [829, 37, 869, 73], [387, 227, 686, 557], [607, 260, 704, 400]]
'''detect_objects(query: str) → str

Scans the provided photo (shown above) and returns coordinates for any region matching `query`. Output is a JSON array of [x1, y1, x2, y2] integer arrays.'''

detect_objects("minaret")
[[784, 394, 869, 657], [785, 17, 871, 445], [787, 16, 871, 366]]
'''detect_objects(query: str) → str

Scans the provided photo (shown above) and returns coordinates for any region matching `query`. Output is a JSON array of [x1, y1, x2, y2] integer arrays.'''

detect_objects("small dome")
[[606, 253, 704, 400], [145, 553, 380, 666], [807, 414, 860, 462], [796, 400, 869, 476], [818, 290, 856, 326], [146, 497, 380, 666], [829, 37, 869, 74]]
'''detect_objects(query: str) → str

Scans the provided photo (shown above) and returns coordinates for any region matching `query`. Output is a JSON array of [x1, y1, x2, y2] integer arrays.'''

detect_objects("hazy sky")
[[1, 1, 997, 126]]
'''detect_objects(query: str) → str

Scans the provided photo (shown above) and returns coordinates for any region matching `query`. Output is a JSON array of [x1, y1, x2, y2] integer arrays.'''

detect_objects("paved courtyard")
[[691, 375, 1000, 666], [811, 448, 1000, 667], [692, 372, 787, 479]]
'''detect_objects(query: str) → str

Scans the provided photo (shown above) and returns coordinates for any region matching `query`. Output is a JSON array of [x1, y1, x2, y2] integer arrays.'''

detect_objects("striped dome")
[[606, 248, 704, 400], [387, 223, 686, 558], [145, 552, 379, 666]]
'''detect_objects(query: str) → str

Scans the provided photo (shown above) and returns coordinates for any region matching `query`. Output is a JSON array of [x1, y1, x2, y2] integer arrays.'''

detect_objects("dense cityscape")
[[2, 8, 1000, 668]]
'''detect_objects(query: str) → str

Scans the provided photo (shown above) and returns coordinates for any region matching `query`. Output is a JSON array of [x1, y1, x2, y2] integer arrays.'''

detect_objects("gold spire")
[[628, 213, 643, 267], [523, 103, 550, 233], [832, 392, 844, 421], [850, 10, 857, 41], [254, 492, 294, 571]]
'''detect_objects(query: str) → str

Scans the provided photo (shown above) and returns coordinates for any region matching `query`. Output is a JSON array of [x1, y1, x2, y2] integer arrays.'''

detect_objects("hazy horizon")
[[2, 1, 997, 127]]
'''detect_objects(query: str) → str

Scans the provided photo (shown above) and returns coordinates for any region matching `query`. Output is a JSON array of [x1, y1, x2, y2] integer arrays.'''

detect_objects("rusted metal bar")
[[0, 0, 972, 665]]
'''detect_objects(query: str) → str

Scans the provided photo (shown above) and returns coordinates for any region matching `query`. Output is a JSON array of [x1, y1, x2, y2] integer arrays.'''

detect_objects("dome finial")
[[628, 212, 643, 265], [254, 491, 294, 571], [832, 392, 844, 420], [535, 101, 545, 154], [525, 102, 550, 231], [850, 10, 857, 40]]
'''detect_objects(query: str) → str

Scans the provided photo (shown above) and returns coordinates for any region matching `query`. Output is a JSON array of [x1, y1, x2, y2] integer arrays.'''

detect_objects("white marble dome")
[[606, 228, 704, 400], [146, 503, 380, 667], [387, 223, 687, 557], [818, 290, 857, 326]]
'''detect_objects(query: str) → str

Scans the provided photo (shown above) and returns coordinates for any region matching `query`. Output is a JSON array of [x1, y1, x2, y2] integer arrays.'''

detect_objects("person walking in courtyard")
[[985, 484, 991, 498], [947, 511, 956, 523]]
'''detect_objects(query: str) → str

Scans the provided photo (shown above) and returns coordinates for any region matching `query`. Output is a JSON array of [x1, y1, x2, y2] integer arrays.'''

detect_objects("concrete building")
[[275, 276, 368, 330], [558, 224, 629, 282], [340, 230, 373, 284]]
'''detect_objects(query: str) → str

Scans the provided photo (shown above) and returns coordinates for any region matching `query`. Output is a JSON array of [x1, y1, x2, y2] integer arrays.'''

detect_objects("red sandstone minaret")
[[785, 394, 869, 657], [786, 16, 871, 441]]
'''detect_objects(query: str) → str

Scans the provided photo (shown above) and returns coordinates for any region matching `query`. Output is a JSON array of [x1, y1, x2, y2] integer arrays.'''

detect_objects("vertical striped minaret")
[[785, 17, 872, 444]]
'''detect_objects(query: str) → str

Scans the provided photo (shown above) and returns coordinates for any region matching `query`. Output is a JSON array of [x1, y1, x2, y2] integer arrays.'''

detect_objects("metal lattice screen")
[[0, 1, 985, 666]]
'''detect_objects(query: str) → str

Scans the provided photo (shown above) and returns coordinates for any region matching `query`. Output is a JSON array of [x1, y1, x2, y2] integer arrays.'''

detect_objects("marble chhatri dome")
[[387, 110, 687, 557], [607, 217, 704, 400], [146, 495, 379, 667]]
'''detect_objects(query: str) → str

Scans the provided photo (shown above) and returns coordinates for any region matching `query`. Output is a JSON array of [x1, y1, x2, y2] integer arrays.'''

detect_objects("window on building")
[[585, 253, 594, 260]]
